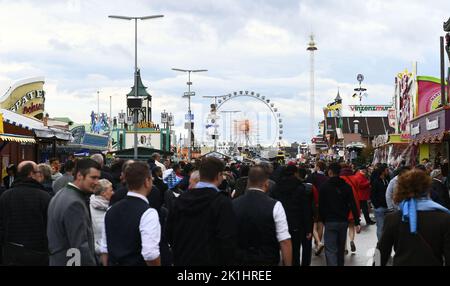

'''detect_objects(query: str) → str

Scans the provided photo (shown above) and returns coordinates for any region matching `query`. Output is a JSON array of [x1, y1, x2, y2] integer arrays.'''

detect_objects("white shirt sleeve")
[[273, 202, 291, 242], [140, 208, 161, 261], [99, 216, 108, 254]]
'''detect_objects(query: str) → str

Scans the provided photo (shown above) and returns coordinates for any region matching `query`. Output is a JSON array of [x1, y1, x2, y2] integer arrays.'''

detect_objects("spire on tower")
[[335, 88, 342, 102]]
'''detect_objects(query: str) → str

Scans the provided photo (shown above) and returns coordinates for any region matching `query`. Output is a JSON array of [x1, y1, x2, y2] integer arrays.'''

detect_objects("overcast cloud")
[[0, 0, 449, 145]]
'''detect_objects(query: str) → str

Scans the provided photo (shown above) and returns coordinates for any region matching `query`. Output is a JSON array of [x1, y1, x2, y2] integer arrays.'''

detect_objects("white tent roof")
[[1, 109, 72, 141], [1, 108, 44, 130]]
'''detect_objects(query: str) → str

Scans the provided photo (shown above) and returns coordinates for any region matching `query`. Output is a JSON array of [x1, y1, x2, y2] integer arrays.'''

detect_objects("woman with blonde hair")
[[90, 179, 114, 260], [378, 169, 450, 266]]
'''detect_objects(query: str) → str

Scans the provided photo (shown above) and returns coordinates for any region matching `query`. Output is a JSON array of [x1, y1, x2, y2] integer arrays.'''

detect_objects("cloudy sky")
[[0, 0, 449, 146]]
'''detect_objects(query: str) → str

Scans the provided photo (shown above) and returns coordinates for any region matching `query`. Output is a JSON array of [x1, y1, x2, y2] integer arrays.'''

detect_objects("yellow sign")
[[138, 121, 159, 129], [0, 113, 3, 134], [0, 77, 46, 120]]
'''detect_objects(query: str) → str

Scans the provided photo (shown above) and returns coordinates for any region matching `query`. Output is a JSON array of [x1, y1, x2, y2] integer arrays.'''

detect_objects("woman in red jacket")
[[353, 166, 376, 225], [340, 166, 361, 253]]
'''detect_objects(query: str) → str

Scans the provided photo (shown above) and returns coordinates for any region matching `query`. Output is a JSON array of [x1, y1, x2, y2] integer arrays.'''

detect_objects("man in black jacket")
[[166, 157, 237, 266], [0, 161, 51, 265], [271, 165, 312, 266], [319, 163, 360, 266], [371, 165, 389, 240]]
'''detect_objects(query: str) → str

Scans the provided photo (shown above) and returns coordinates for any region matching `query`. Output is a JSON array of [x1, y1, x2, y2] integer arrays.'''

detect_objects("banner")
[[417, 76, 447, 116], [397, 70, 414, 140], [349, 105, 392, 112], [388, 108, 397, 129]]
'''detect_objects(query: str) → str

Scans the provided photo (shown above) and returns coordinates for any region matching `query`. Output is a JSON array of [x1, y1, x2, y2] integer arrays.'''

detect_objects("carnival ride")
[[209, 91, 283, 148]]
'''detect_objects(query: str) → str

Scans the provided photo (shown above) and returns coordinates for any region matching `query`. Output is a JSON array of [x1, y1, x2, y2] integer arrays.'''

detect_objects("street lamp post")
[[172, 68, 207, 161], [97, 90, 100, 117], [109, 14, 164, 159], [203, 95, 225, 152]]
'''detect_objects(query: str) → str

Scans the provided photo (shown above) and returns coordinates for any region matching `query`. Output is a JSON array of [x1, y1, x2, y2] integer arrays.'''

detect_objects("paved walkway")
[[310, 222, 379, 266]]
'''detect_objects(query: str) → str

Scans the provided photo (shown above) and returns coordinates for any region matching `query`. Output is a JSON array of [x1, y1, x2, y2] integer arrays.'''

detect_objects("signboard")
[[185, 113, 194, 120], [184, 92, 195, 97], [127, 116, 133, 125], [426, 117, 439, 131], [138, 121, 159, 129], [118, 112, 125, 124], [125, 132, 161, 149], [417, 76, 447, 116], [161, 112, 168, 123], [410, 123, 420, 136], [388, 108, 397, 129], [0, 77, 46, 119], [348, 105, 392, 112], [168, 114, 174, 126]]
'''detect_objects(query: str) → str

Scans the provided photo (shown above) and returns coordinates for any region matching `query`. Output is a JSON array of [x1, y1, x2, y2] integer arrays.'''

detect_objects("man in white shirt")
[[152, 153, 166, 172], [232, 166, 292, 266], [100, 161, 161, 266]]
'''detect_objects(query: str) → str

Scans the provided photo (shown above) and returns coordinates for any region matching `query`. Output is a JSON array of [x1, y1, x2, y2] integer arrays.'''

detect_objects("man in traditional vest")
[[233, 166, 293, 266], [100, 161, 161, 266]]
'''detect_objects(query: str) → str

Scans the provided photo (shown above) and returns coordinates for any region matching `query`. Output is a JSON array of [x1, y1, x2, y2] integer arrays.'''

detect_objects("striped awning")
[[411, 131, 449, 145], [0, 134, 36, 143]]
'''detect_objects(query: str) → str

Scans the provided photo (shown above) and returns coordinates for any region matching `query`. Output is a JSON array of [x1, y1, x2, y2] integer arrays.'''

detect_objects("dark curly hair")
[[394, 170, 431, 204]]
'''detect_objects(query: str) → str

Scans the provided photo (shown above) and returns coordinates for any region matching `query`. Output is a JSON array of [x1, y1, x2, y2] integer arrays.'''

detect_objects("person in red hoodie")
[[353, 166, 376, 226], [340, 165, 361, 253]]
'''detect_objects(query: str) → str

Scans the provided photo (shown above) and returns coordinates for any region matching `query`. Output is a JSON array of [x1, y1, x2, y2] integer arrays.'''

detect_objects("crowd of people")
[[0, 153, 449, 266]]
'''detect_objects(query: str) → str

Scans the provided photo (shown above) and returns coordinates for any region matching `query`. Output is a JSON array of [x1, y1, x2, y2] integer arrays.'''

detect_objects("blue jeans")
[[324, 221, 348, 266], [375, 207, 387, 241]]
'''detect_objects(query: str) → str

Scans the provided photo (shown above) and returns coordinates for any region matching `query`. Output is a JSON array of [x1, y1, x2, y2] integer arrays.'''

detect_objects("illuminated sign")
[[349, 105, 392, 112], [0, 77, 46, 120]]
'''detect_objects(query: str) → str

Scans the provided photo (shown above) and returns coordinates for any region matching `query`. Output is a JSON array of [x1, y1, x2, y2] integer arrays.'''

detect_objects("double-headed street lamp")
[[109, 14, 164, 159], [172, 68, 207, 161]]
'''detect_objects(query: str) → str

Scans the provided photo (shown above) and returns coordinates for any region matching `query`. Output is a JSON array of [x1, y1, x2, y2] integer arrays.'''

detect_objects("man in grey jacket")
[[47, 159, 101, 266]]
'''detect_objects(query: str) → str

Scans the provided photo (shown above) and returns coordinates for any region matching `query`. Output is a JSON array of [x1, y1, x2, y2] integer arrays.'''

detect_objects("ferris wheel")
[[209, 90, 283, 147]]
